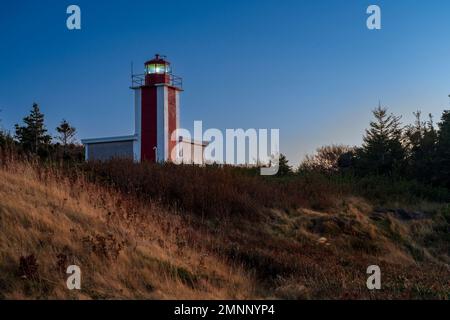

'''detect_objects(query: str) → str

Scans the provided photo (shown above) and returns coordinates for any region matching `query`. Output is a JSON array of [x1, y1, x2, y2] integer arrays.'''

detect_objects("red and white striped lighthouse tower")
[[132, 54, 182, 162]]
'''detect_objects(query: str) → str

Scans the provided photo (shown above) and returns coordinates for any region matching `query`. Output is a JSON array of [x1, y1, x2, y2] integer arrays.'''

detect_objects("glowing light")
[[146, 63, 169, 74]]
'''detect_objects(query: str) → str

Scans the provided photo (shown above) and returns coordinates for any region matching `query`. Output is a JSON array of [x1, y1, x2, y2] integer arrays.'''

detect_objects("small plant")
[[18, 254, 39, 279], [82, 233, 125, 260]]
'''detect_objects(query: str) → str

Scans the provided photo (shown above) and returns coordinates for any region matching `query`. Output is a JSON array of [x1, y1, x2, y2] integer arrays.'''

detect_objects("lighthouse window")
[[146, 63, 169, 74], [147, 64, 156, 74]]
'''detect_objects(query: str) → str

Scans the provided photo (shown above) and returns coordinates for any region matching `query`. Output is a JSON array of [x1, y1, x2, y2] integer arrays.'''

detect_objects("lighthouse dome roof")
[[145, 54, 170, 66]]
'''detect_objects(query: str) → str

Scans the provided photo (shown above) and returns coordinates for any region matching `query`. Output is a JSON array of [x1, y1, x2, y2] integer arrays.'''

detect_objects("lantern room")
[[144, 54, 171, 86], [145, 54, 171, 74]]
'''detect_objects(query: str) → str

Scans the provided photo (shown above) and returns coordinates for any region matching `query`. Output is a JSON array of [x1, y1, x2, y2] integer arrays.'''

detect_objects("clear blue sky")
[[1, 0, 450, 165]]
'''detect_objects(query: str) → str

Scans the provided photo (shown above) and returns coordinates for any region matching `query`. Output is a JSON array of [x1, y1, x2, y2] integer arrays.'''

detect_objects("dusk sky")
[[1, 0, 450, 165]]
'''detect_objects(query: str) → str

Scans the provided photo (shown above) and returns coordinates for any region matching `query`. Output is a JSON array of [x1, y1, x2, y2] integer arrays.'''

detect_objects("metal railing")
[[131, 73, 145, 88], [131, 73, 183, 89], [170, 74, 183, 88]]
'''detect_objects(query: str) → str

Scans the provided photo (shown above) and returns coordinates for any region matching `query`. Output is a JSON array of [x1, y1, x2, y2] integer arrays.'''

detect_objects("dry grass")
[[0, 161, 253, 299], [82, 160, 340, 218], [0, 158, 449, 299]]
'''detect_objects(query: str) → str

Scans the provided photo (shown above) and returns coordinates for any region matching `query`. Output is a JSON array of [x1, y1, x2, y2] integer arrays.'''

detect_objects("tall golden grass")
[[0, 160, 254, 299], [0, 156, 449, 299]]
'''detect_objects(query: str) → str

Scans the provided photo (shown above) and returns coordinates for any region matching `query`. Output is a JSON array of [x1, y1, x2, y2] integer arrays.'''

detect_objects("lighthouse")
[[132, 54, 182, 162], [81, 54, 207, 163]]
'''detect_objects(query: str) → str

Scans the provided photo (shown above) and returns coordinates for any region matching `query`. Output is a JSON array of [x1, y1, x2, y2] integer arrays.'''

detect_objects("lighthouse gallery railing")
[[131, 73, 183, 89]]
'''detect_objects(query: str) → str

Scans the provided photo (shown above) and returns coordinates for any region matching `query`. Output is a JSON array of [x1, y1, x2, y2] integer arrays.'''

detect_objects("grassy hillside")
[[0, 159, 449, 299], [0, 161, 252, 299]]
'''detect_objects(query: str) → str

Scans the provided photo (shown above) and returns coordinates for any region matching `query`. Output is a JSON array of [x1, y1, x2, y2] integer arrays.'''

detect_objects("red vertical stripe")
[[141, 86, 157, 162]]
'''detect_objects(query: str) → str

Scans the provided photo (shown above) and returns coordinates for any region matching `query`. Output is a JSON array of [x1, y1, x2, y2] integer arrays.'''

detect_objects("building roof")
[[144, 54, 170, 66], [81, 134, 138, 145]]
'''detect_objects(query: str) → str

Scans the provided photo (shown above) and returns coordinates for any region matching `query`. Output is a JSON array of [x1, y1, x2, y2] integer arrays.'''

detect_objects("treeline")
[[2, 101, 450, 194], [0, 103, 83, 161], [300, 106, 450, 189]]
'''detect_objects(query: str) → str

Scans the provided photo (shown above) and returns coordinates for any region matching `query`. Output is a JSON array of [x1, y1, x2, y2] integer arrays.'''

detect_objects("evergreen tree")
[[14, 103, 51, 154], [0, 110, 15, 152], [0, 128, 5, 148], [0, 130, 14, 150], [436, 110, 450, 187], [404, 111, 437, 182], [0, 109, 2, 142], [277, 153, 293, 176], [0, 109, 4, 148], [357, 106, 406, 175], [56, 119, 77, 156]]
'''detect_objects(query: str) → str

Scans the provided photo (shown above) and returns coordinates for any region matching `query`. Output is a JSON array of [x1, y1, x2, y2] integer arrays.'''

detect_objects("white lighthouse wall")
[[176, 90, 180, 132], [156, 85, 168, 162], [133, 88, 142, 162]]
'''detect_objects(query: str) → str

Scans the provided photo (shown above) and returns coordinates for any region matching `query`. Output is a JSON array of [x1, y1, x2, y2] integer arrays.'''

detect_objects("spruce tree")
[[0, 109, 3, 146], [0, 128, 5, 149], [15, 103, 51, 154], [56, 119, 77, 156], [277, 153, 293, 176], [357, 106, 406, 175], [405, 112, 437, 182], [436, 110, 450, 187]]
